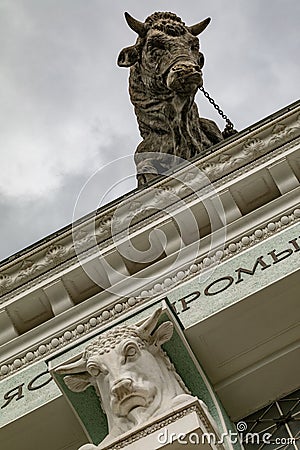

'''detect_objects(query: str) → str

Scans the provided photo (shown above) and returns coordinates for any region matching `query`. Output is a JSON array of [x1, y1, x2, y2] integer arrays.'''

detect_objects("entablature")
[[0, 100, 299, 381]]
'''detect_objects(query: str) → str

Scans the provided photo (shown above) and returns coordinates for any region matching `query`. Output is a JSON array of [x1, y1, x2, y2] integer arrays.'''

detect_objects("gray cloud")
[[0, 0, 299, 260]]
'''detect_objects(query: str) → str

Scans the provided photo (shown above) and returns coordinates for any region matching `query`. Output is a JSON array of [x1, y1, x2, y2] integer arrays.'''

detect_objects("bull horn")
[[54, 357, 86, 374], [124, 12, 146, 37], [188, 17, 211, 36], [137, 307, 162, 336]]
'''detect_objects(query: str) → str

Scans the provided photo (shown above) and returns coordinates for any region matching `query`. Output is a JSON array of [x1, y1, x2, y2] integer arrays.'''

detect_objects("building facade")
[[0, 100, 299, 449]]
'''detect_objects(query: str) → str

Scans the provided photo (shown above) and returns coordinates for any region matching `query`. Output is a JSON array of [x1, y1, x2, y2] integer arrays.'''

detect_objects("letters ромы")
[[169, 236, 300, 314]]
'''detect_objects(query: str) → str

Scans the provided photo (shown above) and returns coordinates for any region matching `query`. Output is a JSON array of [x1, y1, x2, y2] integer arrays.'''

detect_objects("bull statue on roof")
[[55, 308, 199, 449], [117, 11, 224, 186]]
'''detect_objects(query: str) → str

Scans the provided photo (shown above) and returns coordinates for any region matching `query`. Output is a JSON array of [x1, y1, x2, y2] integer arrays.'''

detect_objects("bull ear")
[[188, 17, 211, 36], [117, 45, 139, 67], [63, 374, 91, 393], [152, 321, 174, 346]]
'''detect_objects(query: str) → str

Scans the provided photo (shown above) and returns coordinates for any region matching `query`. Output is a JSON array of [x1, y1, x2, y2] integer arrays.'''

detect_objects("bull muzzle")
[[166, 60, 203, 94], [110, 377, 154, 416], [111, 378, 133, 400]]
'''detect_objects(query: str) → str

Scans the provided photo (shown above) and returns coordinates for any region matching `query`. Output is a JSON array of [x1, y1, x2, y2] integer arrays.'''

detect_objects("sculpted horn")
[[54, 357, 86, 374], [188, 17, 211, 36], [137, 307, 162, 336], [124, 11, 146, 37]]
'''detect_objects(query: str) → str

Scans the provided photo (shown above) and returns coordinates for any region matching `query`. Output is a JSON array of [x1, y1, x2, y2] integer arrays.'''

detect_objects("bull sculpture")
[[55, 308, 196, 449], [118, 11, 224, 186]]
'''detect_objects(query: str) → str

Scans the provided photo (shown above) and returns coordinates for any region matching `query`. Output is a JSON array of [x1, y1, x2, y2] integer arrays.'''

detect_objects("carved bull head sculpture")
[[118, 12, 223, 186], [55, 308, 194, 449]]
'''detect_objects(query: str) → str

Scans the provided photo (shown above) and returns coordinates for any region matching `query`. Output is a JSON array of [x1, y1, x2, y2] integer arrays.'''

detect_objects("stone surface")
[[55, 308, 196, 449], [118, 12, 223, 186], [76, 398, 224, 450], [0, 361, 60, 427]]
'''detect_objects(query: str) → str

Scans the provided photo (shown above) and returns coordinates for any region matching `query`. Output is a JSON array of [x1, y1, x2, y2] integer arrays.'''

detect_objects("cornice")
[[133, 207, 300, 300], [199, 116, 300, 180], [0, 105, 299, 301], [0, 206, 299, 380]]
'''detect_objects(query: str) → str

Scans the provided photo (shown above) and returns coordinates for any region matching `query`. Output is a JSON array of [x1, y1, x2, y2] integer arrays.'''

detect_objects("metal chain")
[[199, 86, 237, 137]]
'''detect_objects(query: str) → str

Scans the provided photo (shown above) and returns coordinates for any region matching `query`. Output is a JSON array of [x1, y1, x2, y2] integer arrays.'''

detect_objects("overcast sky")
[[0, 0, 299, 261]]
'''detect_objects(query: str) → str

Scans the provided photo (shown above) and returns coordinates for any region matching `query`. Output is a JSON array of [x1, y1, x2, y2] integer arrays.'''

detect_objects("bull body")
[[55, 308, 194, 449], [118, 12, 223, 186]]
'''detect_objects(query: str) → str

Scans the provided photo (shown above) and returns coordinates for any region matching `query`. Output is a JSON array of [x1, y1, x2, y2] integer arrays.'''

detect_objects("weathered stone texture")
[[118, 12, 223, 186]]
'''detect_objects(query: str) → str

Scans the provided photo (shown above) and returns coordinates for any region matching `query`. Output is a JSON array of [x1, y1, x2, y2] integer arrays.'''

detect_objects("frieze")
[[0, 370, 53, 409], [199, 114, 300, 179], [211, 135, 300, 187]]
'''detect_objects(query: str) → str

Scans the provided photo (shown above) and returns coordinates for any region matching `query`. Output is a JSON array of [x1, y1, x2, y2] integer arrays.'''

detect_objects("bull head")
[[54, 308, 194, 447], [54, 307, 173, 393], [117, 12, 211, 68]]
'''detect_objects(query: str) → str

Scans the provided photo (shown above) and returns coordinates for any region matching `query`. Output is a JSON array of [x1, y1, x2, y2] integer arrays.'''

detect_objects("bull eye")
[[124, 343, 138, 360]]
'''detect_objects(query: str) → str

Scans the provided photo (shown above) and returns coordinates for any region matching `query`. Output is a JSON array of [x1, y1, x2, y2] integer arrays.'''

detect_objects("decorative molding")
[[198, 115, 300, 180], [0, 107, 299, 301], [0, 208, 299, 380], [212, 136, 300, 188], [0, 104, 299, 381], [0, 297, 141, 378], [132, 208, 300, 299], [100, 403, 222, 450]]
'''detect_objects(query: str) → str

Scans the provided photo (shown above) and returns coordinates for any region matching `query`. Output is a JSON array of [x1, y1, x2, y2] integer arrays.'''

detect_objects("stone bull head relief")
[[55, 308, 194, 449]]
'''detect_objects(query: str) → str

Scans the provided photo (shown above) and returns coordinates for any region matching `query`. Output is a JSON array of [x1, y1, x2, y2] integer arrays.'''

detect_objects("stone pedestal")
[[97, 397, 224, 450]]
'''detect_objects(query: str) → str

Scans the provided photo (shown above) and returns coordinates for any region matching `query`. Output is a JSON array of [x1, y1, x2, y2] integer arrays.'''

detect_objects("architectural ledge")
[[0, 100, 299, 301], [0, 101, 300, 381]]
